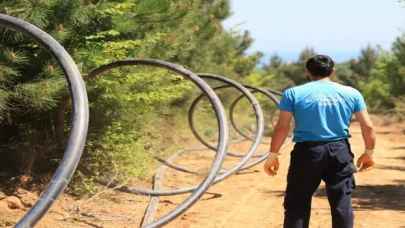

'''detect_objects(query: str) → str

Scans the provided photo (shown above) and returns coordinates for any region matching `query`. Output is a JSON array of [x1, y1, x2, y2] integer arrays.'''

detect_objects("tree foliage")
[[258, 41, 405, 115], [0, 0, 262, 193], [3, 0, 405, 195]]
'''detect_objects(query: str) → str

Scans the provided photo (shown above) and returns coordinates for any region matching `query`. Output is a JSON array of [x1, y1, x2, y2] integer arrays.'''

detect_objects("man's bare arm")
[[270, 110, 293, 153], [354, 109, 376, 150], [355, 109, 376, 171]]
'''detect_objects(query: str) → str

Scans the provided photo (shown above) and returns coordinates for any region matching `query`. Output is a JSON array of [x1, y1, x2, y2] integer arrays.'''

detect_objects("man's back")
[[265, 54, 376, 228], [279, 80, 366, 142]]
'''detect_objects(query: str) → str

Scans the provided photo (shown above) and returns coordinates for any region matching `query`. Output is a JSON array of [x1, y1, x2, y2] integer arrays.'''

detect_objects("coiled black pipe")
[[78, 73, 266, 218], [163, 82, 292, 176], [78, 72, 265, 227], [225, 87, 292, 171], [152, 138, 248, 175], [151, 73, 266, 181], [141, 146, 210, 227], [229, 89, 283, 145], [152, 82, 293, 176], [189, 84, 282, 157], [142, 78, 292, 226], [79, 59, 230, 228], [87, 73, 265, 193], [0, 14, 89, 228], [140, 73, 265, 227], [0, 13, 293, 228]]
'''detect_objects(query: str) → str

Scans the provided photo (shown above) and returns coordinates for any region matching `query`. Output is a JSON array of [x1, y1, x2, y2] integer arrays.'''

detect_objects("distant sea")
[[257, 51, 362, 66]]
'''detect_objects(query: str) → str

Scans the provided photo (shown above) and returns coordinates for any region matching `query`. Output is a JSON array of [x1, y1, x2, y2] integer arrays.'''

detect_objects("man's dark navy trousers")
[[283, 139, 357, 228]]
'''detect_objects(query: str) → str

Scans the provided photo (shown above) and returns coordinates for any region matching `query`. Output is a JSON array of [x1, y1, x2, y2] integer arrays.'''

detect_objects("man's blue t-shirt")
[[279, 80, 367, 142]]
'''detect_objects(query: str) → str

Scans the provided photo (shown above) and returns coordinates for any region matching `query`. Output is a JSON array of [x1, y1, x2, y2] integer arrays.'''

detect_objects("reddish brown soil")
[[1, 115, 405, 228]]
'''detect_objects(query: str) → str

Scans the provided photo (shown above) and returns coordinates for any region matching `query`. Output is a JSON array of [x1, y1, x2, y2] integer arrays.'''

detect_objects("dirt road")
[[156, 116, 405, 228], [1, 115, 405, 228]]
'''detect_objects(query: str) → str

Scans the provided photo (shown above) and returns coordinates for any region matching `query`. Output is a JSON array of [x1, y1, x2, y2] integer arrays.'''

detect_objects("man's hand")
[[263, 152, 279, 176], [357, 149, 376, 172]]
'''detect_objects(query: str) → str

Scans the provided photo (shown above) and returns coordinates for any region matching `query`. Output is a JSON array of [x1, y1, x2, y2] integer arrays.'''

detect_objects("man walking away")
[[263, 55, 376, 228]]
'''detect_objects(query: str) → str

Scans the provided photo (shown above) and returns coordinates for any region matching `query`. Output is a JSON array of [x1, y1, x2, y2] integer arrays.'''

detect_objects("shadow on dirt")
[[314, 183, 405, 211], [375, 131, 392, 135], [201, 192, 222, 201], [392, 147, 405, 150], [377, 164, 405, 172], [77, 220, 102, 228], [235, 170, 260, 175], [0, 172, 51, 196], [160, 192, 222, 206], [379, 155, 405, 160], [261, 190, 286, 198]]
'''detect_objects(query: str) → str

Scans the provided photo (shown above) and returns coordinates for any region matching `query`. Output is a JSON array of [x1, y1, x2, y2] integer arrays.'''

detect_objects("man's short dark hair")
[[305, 55, 335, 77]]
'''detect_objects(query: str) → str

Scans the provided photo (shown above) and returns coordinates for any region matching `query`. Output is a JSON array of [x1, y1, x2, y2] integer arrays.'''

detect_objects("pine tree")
[[0, 0, 260, 186], [279, 47, 317, 85], [259, 54, 295, 91], [338, 45, 378, 88]]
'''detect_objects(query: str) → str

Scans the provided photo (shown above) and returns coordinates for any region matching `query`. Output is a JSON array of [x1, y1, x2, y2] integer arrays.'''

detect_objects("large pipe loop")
[[0, 14, 89, 228], [80, 59, 230, 228], [1, 14, 294, 228]]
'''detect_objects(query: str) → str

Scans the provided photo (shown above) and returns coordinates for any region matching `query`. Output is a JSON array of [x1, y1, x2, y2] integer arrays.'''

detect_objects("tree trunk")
[[54, 95, 71, 148]]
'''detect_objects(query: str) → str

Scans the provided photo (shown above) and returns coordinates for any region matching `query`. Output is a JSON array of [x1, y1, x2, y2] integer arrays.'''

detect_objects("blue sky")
[[222, 0, 405, 63]]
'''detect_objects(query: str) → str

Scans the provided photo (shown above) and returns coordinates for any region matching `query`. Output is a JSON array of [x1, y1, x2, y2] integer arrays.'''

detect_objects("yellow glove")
[[263, 152, 279, 177], [356, 149, 376, 172]]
